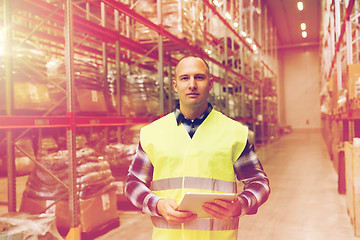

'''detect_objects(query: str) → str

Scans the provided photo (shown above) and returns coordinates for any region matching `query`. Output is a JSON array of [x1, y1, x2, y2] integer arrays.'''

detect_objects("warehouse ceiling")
[[264, 0, 321, 49]]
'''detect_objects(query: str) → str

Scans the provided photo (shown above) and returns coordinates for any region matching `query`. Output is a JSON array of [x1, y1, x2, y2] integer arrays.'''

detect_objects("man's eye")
[[180, 77, 188, 81], [195, 76, 205, 80]]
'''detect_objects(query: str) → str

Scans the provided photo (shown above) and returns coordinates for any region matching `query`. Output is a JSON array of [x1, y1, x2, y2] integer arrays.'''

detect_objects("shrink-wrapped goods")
[[106, 69, 161, 116], [37, 137, 59, 157], [345, 141, 360, 236], [103, 142, 137, 203], [14, 138, 36, 175], [104, 143, 137, 170], [126, 73, 160, 116], [134, 0, 204, 45], [0, 42, 52, 113], [22, 147, 117, 200], [46, 57, 107, 114], [0, 213, 63, 240], [0, 137, 36, 175], [20, 147, 119, 233], [121, 124, 145, 145]]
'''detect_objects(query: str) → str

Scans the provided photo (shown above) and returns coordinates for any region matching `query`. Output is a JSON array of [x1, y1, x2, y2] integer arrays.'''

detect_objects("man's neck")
[[179, 103, 208, 120]]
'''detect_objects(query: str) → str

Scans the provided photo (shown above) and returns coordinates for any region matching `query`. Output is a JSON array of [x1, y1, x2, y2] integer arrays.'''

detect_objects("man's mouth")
[[187, 93, 199, 96]]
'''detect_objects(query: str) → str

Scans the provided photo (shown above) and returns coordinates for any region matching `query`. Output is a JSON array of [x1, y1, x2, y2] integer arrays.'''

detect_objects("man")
[[125, 55, 270, 239]]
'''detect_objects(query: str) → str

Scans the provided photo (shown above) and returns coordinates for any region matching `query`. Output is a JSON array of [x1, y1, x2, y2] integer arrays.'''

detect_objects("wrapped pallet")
[[134, 0, 204, 45], [104, 143, 137, 202], [46, 57, 107, 114], [345, 140, 360, 236], [0, 213, 63, 240], [123, 73, 161, 116], [0, 42, 52, 114], [20, 147, 119, 233], [0, 137, 36, 176]]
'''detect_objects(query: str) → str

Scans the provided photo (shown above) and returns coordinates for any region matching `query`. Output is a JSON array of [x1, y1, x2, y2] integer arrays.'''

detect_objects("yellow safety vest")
[[140, 109, 248, 240]]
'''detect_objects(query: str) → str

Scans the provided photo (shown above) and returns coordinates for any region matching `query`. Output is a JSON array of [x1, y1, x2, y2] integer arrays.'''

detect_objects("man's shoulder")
[[211, 110, 247, 127], [142, 112, 174, 130]]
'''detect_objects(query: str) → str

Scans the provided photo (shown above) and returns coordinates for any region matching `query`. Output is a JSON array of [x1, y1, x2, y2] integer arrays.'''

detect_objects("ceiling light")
[[213, 0, 222, 7], [301, 23, 306, 30], [252, 44, 258, 52], [297, 1, 304, 11], [302, 31, 307, 38], [225, 12, 232, 20], [233, 22, 239, 28]]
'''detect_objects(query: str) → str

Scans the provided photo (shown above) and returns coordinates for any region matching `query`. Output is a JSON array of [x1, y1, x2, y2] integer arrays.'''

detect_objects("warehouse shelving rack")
[[320, 0, 360, 186], [320, 1, 360, 235], [1, 0, 279, 238]]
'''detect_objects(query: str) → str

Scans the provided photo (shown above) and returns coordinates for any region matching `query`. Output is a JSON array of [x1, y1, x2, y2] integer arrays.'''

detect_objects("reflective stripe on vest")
[[151, 216, 239, 231], [151, 176, 237, 193]]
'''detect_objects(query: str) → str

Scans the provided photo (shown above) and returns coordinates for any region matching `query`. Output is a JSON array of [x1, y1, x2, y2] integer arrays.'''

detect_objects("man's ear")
[[172, 79, 178, 93], [209, 77, 214, 91]]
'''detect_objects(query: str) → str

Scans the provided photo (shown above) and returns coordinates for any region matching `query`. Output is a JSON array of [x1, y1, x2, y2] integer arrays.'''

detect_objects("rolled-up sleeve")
[[234, 140, 270, 215], [125, 142, 162, 216]]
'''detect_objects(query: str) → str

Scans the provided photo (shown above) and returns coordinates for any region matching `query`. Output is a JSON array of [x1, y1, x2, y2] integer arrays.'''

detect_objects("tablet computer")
[[178, 192, 236, 218]]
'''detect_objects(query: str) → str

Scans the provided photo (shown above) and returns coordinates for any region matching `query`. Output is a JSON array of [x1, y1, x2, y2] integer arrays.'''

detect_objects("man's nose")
[[189, 77, 197, 89]]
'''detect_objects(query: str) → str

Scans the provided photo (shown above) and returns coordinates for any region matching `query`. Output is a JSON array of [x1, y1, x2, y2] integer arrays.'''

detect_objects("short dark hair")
[[175, 54, 210, 77]]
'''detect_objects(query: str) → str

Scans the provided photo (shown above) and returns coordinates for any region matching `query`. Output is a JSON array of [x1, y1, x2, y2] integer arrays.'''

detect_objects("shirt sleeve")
[[234, 140, 270, 215], [125, 141, 162, 216]]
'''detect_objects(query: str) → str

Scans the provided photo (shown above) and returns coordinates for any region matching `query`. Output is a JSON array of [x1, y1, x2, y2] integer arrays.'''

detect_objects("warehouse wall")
[[279, 45, 321, 130]]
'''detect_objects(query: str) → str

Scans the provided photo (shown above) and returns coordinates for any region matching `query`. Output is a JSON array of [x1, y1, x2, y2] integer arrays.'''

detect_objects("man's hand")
[[157, 199, 197, 225], [202, 196, 244, 221]]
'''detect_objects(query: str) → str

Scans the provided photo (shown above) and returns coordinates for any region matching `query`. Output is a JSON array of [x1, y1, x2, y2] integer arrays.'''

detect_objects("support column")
[[157, 0, 164, 115], [4, 0, 16, 212], [115, 9, 122, 143], [64, 0, 80, 231]]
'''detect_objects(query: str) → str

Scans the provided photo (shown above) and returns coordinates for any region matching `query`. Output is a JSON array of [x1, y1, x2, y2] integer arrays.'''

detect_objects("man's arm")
[[234, 140, 270, 215], [125, 142, 161, 215]]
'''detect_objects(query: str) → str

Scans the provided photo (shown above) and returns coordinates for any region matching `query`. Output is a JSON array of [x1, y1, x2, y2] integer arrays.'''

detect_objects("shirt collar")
[[174, 103, 213, 126]]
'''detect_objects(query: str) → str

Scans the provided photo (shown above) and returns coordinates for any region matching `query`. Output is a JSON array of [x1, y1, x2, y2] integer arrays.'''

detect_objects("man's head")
[[173, 55, 213, 116], [175, 55, 210, 78]]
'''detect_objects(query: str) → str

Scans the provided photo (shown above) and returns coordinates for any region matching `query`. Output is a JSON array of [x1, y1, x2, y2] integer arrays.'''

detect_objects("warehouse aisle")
[[96, 130, 359, 240], [237, 130, 359, 240]]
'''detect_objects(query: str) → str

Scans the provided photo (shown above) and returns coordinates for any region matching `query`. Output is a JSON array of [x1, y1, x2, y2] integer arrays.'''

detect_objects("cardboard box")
[[76, 89, 107, 113], [344, 142, 360, 236], [134, 0, 204, 45], [345, 142, 354, 222], [20, 190, 118, 233], [348, 64, 360, 99], [14, 82, 52, 111], [0, 138, 36, 175]]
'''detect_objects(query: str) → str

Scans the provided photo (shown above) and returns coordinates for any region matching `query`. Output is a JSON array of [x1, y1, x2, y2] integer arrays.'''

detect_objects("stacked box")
[[20, 147, 119, 233], [134, 0, 204, 45], [123, 73, 161, 116], [20, 190, 118, 233], [353, 144, 360, 236], [76, 89, 107, 113], [0, 42, 52, 113], [344, 141, 360, 236], [14, 82, 52, 111], [348, 64, 360, 99], [345, 142, 355, 223], [0, 137, 36, 175]]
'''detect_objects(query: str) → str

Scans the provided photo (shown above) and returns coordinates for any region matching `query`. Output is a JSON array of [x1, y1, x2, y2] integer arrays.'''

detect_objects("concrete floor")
[[1, 130, 359, 239]]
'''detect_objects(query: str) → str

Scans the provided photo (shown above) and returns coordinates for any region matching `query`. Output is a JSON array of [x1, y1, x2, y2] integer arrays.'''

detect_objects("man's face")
[[173, 57, 213, 110]]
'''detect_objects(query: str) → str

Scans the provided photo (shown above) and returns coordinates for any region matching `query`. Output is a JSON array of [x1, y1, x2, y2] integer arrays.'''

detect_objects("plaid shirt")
[[125, 104, 270, 216]]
